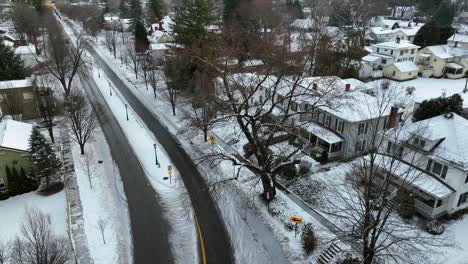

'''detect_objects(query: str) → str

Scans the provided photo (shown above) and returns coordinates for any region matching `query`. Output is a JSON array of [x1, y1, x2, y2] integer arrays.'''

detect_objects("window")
[[413, 137, 426, 148], [331, 142, 342, 153], [411, 49, 415, 54], [393, 71, 396, 76], [356, 140, 366, 153], [386, 142, 404, 158], [382, 59, 387, 64], [358, 122, 368, 135], [291, 102, 298, 111], [458, 192, 468, 207], [265, 89, 270, 98], [324, 115, 331, 127], [390, 50, 393, 55], [23, 92, 33, 100], [400, 50, 404, 56], [377, 48, 380, 53], [312, 109, 320, 121], [336, 120, 344, 133], [426, 159, 448, 179]]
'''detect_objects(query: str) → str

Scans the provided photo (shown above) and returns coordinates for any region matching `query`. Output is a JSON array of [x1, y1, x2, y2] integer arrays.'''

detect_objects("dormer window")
[[413, 137, 426, 148]]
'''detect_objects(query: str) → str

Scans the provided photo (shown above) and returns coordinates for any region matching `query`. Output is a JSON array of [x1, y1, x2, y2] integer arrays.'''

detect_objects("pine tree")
[[29, 128, 62, 189], [5, 166, 18, 196], [413, 94, 463, 121], [149, 0, 165, 21], [134, 19, 149, 52], [173, 0, 218, 46], [223, 0, 240, 22], [0, 42, 29, 81], [129, 0, 143, 30]]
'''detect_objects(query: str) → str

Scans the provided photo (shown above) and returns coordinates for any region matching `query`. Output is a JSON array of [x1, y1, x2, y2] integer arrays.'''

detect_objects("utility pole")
[[153, 144, 160, 167], [125, 104, 129, 120]]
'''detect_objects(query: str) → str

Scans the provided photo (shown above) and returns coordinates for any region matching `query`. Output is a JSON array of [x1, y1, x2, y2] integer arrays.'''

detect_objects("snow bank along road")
[[84, 45, 234, 263]]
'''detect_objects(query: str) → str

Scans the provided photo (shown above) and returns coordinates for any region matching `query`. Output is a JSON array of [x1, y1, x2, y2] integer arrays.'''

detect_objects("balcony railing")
[[415, 199, 448, 218]]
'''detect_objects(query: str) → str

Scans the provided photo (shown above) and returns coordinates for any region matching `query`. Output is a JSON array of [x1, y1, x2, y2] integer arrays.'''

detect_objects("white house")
[[360, 39, 420, 79], [383, 61, 419, 81], [447, 33, 468, 48], [377, 113, 468, 218], [417, 45, 468, 79], [14, 45, 37, 69]]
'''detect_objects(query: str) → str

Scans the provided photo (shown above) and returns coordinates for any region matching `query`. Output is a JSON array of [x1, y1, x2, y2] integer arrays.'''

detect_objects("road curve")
[[79, 73, 174, 264], [87, 47, 235, 264]]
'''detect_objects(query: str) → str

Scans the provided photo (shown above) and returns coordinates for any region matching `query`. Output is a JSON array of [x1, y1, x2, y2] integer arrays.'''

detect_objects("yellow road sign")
[[168, 170, 172, 175], [209, 135, 216, 145], [290, 216, 303, 224]]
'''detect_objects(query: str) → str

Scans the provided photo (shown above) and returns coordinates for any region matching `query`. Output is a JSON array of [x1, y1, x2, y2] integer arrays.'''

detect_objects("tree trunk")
[[260, 174, 276, 201], [47, 125, 54, 144], [203, 126, 208, 142], [80, 144, 85, 155], [172, 101, 176, 116]]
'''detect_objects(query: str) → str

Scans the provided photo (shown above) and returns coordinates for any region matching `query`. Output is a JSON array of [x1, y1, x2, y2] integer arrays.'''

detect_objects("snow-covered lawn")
[[364, 78, 468, 107], [0, 190, 67, 242], [71, 127, 131, 264]]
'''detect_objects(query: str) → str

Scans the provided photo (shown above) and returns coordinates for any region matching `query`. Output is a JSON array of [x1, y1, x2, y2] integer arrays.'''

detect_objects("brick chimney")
[[158, 22, 163, 31], [312, 83, 318, 90], [396, 37, 401, 44], [345, 83, 351, 92], [387, 106, 399, 129]]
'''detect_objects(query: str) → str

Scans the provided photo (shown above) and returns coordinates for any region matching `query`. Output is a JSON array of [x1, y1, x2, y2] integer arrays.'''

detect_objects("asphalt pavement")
[[79, 74, 174, 264], [86, 47, 234, 264]]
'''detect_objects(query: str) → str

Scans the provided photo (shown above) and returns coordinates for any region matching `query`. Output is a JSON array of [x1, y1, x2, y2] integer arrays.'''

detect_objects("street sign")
[[209, 135, 216, 145], [290, 216, 303, 224], [168, 170, 172, 175]]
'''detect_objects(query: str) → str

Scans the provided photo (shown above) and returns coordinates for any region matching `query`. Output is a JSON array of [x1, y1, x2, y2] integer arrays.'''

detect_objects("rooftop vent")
[[444, 113, 454, 119]]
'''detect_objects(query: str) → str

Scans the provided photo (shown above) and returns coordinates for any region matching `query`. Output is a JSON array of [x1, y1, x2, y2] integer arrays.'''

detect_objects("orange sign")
[[290, 216, 303, 224]]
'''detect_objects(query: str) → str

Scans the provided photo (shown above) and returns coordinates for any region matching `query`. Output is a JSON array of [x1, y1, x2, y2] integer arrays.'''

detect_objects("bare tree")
[[0, 239, 8, 264], [43, 16, 87, 96], [63, 90, 101, 155], [96, 218, 107, 244], [33, 75, 58, 143], [126, 41, 141, 79], [9, 2, 42, 54], [148, 57, 163, 99], [0, 88, 24, 120], [104, 26, 118, 58], [10, 208, 71, 264], [82, 152, 97, 189]]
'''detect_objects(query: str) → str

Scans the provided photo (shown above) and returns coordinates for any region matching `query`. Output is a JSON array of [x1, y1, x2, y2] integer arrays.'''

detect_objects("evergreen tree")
[[149, 0, 165, 21], [414, 20, 455, 47], [0, 42, 29, 81], [134, 19, 149, 52], [28, 0, 45, 14], [29, 128, 62, 189], [129, 0, 143, 30], [119, 0, 129, 18], [223, 0, 240, 22], [5, 166, 18, 196], [173, 0, 218, 46], [413, 94, 463, 121]]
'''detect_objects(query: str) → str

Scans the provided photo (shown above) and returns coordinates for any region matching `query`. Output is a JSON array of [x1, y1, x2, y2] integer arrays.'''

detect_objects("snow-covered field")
[[0, 191, 67, 242], [71, 128, 132, 264]]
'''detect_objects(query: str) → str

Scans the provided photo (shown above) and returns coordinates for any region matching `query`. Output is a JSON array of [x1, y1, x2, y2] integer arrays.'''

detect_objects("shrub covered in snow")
[[425, 220, 445, 235], [335, 253, 360, 264], [301, 223, 317, 255], [397, 189, 415, 219]]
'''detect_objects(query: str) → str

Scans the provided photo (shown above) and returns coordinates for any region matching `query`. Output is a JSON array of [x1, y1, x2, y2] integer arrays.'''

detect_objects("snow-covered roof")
[[1, 39, 13, 47], [242, 59, 264, 67], [371, 154, 453, 198], [424, 45, 468, 59], [300, 122, 343, 144], [343, 78, 364, 90], [394, 27, 420, 36], [0, 79, 32, 90], [373, 40, 419, 49], [362, 54, 381, 62], [391, 61, 419, 72], [150, 43, 170, 50], [447, 62, 463, 69], [291, 18, 315, 30], [448, 33, 468, 43], [389, 113, 468, 170], [0, 119, 33, 152], [370, 27, 393, 35], [14, 45, 35, 55]]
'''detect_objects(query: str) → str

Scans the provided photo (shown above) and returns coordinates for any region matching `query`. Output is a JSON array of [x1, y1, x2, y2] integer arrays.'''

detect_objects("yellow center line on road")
[[193, 208, 207, 264]]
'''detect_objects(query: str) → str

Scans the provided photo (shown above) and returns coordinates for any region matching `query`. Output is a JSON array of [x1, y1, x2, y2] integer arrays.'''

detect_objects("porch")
[[371, 154, 455, 219], [298, 122, 344, 160], [445, 62, 465, 79]]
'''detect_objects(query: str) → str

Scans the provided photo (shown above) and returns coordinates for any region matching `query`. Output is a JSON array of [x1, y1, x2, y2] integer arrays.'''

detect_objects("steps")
[[317, 242, 342, 264]]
